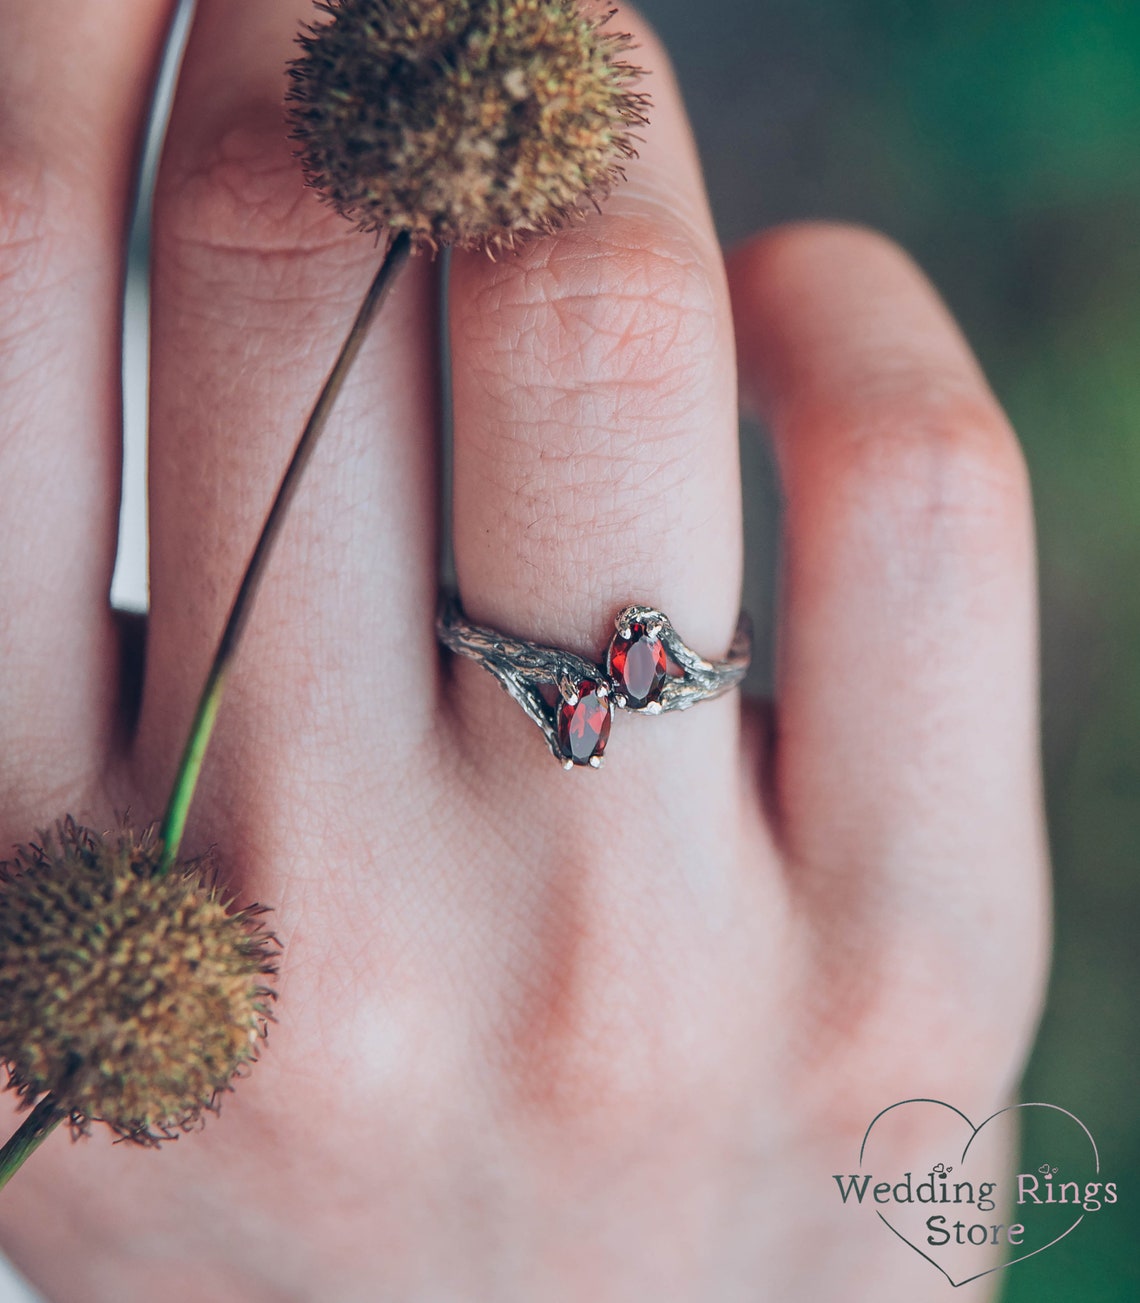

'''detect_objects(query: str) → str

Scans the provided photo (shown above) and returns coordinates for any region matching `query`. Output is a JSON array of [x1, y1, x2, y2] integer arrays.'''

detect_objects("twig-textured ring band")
[[437, 591, 752, 768]]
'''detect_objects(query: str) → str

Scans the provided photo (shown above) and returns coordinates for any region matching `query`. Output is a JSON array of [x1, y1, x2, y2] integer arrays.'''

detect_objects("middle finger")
[[135, 0, 442, 841]]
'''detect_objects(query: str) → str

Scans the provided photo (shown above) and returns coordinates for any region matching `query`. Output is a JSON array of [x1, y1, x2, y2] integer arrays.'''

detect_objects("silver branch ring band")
[[436, 591, 752, 769]]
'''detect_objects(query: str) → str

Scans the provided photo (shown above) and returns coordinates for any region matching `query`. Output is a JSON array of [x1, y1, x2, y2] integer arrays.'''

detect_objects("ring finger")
[[447, 11, 743, 795]]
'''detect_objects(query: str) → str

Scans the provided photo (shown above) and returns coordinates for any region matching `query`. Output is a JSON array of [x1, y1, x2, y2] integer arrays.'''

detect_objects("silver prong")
[[647, 621, 664, 638], [615, 694, 628, 709], [562, 758, 575, 771], [619, 626, 632, 640], [558, 674, 579, 704], [646, 701, 663, 715], [588, 755, 604, 769], [596, 681, 610, 698]]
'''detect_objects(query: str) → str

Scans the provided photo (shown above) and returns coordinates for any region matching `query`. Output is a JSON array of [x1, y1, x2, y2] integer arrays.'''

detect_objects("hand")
[[0, 2, 1048, 1299]]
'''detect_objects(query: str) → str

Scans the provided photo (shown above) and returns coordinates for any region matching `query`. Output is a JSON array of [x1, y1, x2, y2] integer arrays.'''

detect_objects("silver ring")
[[436, 591, 752, 768]]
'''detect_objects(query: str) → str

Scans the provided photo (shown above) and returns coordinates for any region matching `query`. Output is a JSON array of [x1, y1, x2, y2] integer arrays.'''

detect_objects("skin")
[[0, 2, 1049, 1300]]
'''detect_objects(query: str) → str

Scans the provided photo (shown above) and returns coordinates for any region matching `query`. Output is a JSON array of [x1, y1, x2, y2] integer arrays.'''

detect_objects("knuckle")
[[465, 211, 724, 431], [0, 152, 74, 315], [823, 386, 1032, 575], [794, 926, 1021, 1133], [457, 212, 726, 528], [487, 881, 717, 1125], [0, 153, 89, 404], [156, 105, 358, 275]]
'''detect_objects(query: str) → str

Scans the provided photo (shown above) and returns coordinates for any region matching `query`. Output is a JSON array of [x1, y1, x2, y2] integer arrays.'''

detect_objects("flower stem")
[[157, 230, 413, 875], [0, 1095, 65, 1194]]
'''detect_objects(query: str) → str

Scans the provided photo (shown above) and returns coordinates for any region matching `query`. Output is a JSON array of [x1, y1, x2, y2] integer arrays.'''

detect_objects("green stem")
[[157, 230, 413, 875], [0, 1096, 65, 1194]]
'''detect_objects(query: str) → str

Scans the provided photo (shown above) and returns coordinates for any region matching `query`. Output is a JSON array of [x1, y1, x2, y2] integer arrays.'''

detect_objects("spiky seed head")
[[0, 820, 278, 1145], [287, 0, 650, 252]]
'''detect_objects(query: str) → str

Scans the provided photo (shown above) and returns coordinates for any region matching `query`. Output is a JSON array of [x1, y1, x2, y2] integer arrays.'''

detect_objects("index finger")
[[0, 0, 170, 816]]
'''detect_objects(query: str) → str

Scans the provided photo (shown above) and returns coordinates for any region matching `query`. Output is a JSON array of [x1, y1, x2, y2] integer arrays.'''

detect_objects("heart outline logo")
[[859, 1099, 1100, 1288]]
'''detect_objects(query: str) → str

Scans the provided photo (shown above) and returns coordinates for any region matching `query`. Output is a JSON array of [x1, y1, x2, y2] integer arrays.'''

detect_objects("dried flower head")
[[287, 0, 649, 251], [0, 819, 278, 1144]]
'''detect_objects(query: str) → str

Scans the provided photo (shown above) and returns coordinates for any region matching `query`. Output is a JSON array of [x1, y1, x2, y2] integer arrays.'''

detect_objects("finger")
[[136, 0, 441, 841], [447, 10, 743, 784], [728, 224, 1046, 915], [0, 1, 170, 815]]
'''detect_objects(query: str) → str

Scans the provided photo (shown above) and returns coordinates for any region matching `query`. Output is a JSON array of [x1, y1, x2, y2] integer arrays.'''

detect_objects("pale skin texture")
[[0, 2, 1049, 1300]]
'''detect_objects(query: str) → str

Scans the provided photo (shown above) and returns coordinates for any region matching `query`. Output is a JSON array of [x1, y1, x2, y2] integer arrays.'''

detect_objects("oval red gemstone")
[[557, 679, 612, 765], [609, 622, 667, 708]]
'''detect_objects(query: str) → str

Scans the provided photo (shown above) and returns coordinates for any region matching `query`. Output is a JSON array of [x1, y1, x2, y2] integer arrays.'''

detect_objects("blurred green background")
[[638, 0, 1139, 1296]]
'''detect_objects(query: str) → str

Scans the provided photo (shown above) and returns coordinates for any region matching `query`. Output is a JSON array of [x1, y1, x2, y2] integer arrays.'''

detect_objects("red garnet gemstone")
[[609, 622, 667, 708], [557, 679, 612, 765]]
